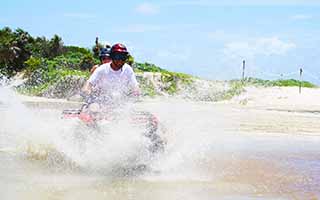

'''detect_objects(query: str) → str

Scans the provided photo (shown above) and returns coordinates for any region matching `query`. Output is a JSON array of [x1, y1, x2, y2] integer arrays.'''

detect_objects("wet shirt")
[[88, 63, 138, 97]]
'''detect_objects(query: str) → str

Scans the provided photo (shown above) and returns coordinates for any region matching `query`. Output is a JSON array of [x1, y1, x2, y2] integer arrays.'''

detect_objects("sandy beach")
[[232, 86, 320, 110], [228, 86, 320, 135]]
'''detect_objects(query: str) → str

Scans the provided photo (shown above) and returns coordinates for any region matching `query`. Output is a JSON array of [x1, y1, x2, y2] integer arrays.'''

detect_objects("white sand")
[[231, 86, 320, 110], [225, 86, 320, 135]]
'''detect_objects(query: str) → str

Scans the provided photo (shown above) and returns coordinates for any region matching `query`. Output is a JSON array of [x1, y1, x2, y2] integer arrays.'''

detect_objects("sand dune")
[[231, 86, 320, 110], [227, 86, 320, 135]]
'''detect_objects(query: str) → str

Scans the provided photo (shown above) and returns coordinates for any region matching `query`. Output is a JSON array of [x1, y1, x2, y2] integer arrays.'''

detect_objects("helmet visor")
[[112, 53, 127, 61]]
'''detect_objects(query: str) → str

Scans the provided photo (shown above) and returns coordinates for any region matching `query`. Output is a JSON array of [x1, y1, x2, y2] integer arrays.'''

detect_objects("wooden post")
[[299, 68, 303, 94], [242, 60, 245, 81]]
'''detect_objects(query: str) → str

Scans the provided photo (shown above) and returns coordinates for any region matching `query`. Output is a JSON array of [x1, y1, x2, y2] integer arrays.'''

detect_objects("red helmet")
[[110, 43, 128, 54]]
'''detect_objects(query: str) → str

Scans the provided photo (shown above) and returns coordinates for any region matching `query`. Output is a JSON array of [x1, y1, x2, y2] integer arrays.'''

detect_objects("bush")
[[65, 46, 91, 55], [24, 56, 42, 76], [139, 78, 157, 97], [272, 79, 317, 88], [79, 54, 95, 70], [135, 62, 168, 73], [231, 77, 317, 88]]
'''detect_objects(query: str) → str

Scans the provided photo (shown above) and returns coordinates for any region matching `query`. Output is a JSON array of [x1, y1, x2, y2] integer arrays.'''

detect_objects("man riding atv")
[[78, 43, 165, 153], [83, 43, 139, 99]]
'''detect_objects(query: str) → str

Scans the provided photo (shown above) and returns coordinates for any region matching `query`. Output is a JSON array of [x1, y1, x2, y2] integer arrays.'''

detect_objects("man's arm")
[[82, 67, 100, 97], [129, 70, 141, 97], [90, 64, 99, 75], [81, 81, 93, 98]]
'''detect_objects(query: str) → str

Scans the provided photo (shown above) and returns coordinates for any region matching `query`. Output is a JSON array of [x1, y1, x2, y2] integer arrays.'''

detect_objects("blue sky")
[[1, 0, 320, 84]]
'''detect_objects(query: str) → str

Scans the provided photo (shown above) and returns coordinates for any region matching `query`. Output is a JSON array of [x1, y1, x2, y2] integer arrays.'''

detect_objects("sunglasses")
[[112, 53, 127, 61]]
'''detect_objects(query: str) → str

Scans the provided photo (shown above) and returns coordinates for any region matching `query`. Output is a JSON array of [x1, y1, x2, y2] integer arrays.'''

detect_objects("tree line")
[[0, 27, 101, 77]]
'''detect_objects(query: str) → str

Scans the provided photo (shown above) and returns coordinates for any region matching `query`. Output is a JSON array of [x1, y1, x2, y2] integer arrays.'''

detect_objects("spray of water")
[[0, 85, 156, 175]]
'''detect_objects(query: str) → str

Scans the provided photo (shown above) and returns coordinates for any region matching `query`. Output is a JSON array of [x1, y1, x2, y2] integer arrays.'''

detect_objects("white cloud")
[[291, 14, 313, 20], [135, 3, 159, 15], [223, 37, 296, 59]]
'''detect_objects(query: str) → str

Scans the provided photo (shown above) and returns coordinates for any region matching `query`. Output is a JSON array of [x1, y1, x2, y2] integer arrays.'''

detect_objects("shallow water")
[[1, 88, 320, 200]]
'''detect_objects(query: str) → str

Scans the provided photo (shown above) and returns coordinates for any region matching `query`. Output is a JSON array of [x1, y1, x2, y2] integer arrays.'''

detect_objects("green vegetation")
[[135, 62, 193, 94], [162, 72, 193, 94], [138, 78, 157, 97], [272, 79, 317, 88], [231, 77, 317, 88], [19, 54, 90, 95], [135, 62, 167, 73], [217, 77, 317, 101], [0, 27, 96, 76], [219, 81, 245, 100]]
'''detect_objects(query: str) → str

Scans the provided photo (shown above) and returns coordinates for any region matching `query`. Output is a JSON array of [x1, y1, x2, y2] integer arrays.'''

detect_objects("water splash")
[[0, 86, 154, 175]]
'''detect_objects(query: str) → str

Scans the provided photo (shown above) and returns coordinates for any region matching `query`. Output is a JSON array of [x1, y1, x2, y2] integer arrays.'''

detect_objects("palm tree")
[[49, 34, 64, 58]]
